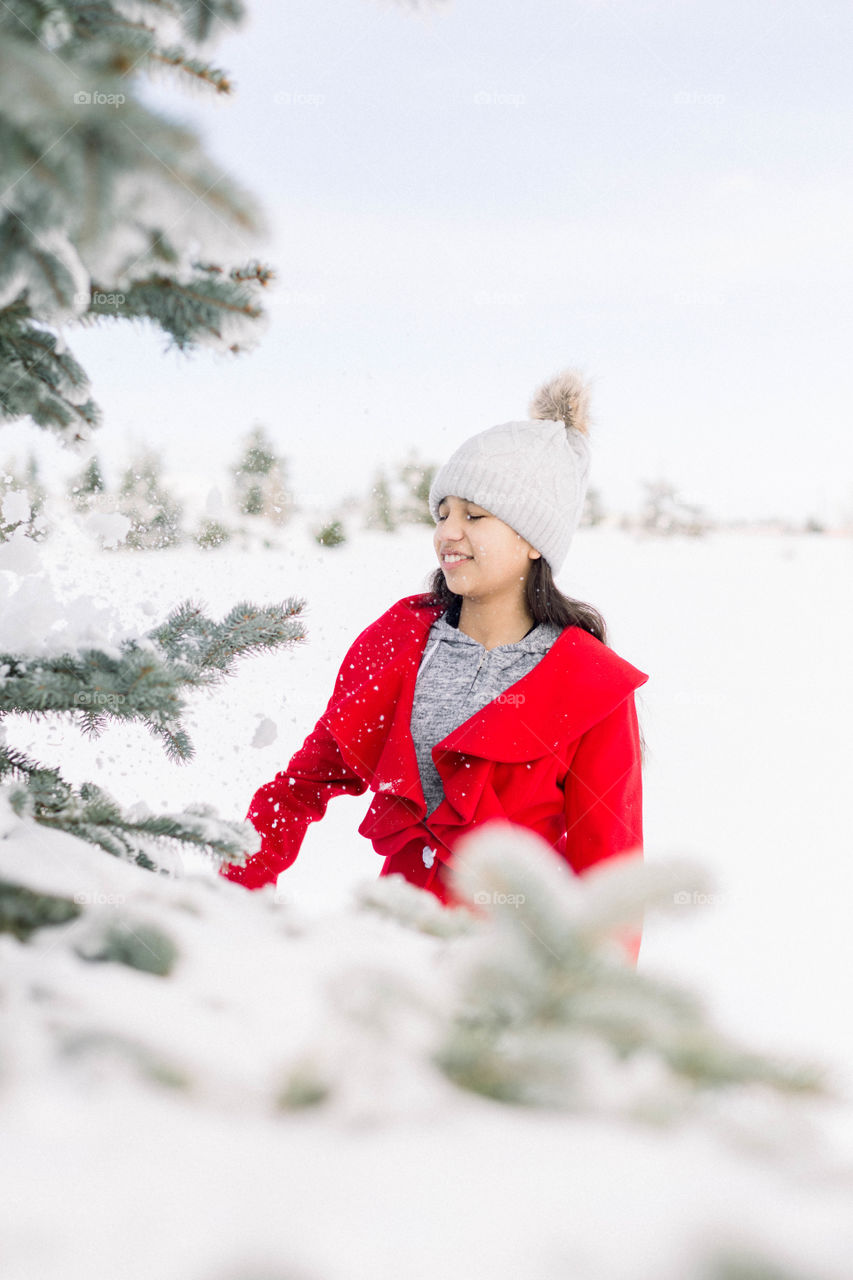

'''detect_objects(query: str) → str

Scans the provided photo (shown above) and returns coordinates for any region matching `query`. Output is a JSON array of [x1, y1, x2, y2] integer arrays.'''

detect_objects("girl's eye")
[[436, 512, 483, 521]]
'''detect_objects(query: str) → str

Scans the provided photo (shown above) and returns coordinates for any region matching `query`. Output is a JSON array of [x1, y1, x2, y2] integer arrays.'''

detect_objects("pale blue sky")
[[8, 0, 853, 523]]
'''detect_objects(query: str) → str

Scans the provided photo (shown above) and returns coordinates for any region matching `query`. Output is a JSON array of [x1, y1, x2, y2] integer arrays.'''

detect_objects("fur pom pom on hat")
[[428, 368, 594, 576], [527, 369, 591, 436]]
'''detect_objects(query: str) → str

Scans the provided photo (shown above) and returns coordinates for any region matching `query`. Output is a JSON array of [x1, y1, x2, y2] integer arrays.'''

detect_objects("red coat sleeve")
[[219, 609, 398, 890], [562, 690, 645, 965], [218, 717, 369, 890]]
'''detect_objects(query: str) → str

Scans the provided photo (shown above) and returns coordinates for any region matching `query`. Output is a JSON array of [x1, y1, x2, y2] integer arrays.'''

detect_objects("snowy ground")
[[2, 517, 853, 1279]]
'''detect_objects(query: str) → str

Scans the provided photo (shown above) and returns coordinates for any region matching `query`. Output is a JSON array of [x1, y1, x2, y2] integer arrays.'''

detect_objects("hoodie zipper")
[[466, 645, 488, 697]]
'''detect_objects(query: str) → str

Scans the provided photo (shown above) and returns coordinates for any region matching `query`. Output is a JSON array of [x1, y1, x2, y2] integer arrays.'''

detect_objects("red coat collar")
[[320, 593, 649, 816]]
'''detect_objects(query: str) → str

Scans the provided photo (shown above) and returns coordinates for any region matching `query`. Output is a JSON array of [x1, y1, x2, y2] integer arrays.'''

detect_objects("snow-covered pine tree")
[[639, 479, 710, 537], [364, 469, 397, 531], [116, 449, 184, 550], [192, 484, 233, 550], [231, 425, 294, 526], [313, 518, 347, 547], [68, 455, 107, 514], [431, 822, 826, 1114], [0, 2, 307, 870], [0, 584, 310, 870], [194, 517, 233, 550], [396, 451, 438, 525], [582, 484, 605, 527]]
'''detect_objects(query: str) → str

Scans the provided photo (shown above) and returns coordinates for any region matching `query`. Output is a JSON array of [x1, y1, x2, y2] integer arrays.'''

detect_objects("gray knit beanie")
[[428, 369, 593, 576]]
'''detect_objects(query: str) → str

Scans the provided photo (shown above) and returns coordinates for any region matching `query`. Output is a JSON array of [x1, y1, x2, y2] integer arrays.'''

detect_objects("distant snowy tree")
[[194, 517, 232, 550], [361, 454, 439, 531], [68, 455, 107, 514], [581, 484, 606, 527], [116, 449, 184, 550], [364, 470, 398, 532], [396, 451, 438, 525], [231, 426, 294, 525], [313, 518, 347, 547], [639, 479, 710, 536]]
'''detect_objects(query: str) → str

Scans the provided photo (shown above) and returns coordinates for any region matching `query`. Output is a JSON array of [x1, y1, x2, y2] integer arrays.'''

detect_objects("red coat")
[[220, 593, 649, 952]]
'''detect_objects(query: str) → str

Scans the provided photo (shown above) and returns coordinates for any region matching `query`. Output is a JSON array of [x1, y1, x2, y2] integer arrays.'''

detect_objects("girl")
[[219, 370, 649, 961]]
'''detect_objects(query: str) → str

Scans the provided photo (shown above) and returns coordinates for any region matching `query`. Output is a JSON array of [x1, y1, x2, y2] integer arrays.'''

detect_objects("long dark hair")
[[420, 557, 608, 642]]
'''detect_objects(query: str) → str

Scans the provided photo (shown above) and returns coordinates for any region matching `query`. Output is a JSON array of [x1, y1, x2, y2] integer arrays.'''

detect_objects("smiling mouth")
[[441, 553, 473, 564]]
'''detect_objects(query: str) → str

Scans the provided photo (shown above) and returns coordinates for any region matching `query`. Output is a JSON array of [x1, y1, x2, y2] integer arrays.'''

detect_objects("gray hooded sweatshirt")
[[410, 610, 564, 816]]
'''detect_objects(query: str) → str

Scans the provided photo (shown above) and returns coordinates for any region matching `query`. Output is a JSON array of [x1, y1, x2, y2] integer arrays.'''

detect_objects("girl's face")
[[433, 494, 541, 597]]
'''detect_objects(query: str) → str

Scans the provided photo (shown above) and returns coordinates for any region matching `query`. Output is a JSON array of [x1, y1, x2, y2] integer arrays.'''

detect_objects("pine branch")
[[0, 741, 59, 786], [150, 596, 307, 676], [0, 598, 307, 763], [148, 45, 233, 92], [0, 211, 81, 319], [0, 302, 101, 439], [0, 648, 194, 751], [85, 264, 272, 354], [174, 0, 247, 45], [0, 1, 248, 74], [4, 771, 258, 870], [225, 261, 275, 287]]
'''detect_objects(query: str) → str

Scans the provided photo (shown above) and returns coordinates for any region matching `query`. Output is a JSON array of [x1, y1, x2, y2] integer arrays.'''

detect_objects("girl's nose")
[[439, 514, 465, 539]]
